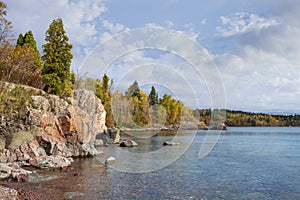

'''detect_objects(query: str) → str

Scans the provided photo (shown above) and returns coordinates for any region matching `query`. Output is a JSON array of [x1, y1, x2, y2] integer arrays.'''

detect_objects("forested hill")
[[196, 109, 300, 127], [226, 110, 300, 126]]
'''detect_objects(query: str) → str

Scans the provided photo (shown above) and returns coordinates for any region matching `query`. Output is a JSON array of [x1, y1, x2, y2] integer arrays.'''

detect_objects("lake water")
[[26, 127, 300, 199]]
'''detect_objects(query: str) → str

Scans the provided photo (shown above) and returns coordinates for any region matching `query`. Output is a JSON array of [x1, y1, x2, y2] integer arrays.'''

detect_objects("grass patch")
[[0, 83, 44, 118]]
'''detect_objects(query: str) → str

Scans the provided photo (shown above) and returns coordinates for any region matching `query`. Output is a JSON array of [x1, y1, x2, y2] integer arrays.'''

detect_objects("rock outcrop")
[[0, 82, 107, 171]]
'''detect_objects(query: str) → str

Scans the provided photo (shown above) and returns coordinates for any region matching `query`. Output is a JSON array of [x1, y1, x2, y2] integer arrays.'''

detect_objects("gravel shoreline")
[[0, 181, 48, 200]]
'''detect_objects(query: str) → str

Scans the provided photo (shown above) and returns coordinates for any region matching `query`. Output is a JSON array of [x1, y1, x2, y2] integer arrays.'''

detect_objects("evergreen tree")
[[17, 31, 39, 52], [42, 18, 74, 97], [0, 1, 13, 44], [16, 31, 42, 69], [148, 86, 158, 106], [101, 73, 115, 127], [102, 73, 109, 102], [125, 80, 140, 99], [16, 34, 24, 46]]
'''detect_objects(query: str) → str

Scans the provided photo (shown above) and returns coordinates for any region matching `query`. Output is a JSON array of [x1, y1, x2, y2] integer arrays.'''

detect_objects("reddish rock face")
[[0, 87, 107, 164]]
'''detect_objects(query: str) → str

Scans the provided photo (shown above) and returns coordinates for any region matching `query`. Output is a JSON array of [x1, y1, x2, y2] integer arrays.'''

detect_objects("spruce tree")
[[17, 31, 39, 52], [17, 30, 42, 69], [42, 18, 74, 97], [149, 86, 158, 106]]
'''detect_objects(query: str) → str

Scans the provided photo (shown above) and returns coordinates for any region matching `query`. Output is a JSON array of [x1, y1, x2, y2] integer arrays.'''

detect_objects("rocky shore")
[[0, 82, 118, 184], [120, 121, 226, 132]]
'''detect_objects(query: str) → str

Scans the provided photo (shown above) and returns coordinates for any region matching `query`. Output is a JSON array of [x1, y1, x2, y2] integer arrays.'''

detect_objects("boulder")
[[113, 130, 120, 144], [105, 156, 116, 164], [163, 141, 180, 146], [198, 121, 209, 130], [0, 163, 32, 182], [28, 155, 73, 169], [94, 139, 104, 147], [108, 128, 120, 144], [119, 140, 138, 147], [81, 144, 103, 156]]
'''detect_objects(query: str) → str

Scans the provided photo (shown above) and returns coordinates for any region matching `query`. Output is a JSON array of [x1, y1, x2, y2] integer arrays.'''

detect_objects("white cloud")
[[201, 18, 207, 25], [102, 20, 129, 34], [216, 12, 279, 37], [214, 43, 300, 112], [211, 5, 300, 112], [164, 20, 175, 28]]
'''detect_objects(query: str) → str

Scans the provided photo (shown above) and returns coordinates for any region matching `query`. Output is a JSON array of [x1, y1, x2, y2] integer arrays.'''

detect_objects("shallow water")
[[24, 127, 300, 199]]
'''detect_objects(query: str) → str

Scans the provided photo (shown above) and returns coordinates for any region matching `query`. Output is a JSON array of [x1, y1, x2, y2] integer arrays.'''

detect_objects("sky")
[[4, 0, 300, 113]]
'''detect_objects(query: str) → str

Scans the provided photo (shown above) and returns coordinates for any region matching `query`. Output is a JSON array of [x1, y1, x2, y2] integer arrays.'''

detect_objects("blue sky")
[[4, 0, 300, 113]]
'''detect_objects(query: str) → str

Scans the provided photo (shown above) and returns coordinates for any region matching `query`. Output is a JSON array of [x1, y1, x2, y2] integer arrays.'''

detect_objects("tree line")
[[79, 74, 300, 128], [1, 1, 299, 129], [76, 76, 185, 128]]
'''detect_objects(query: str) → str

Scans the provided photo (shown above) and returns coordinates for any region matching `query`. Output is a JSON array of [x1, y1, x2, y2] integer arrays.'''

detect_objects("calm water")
[[28, 127, 300, 199]]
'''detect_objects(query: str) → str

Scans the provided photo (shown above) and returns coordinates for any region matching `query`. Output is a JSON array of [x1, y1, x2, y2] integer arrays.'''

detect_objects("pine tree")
[[42, 18, 74, 97]]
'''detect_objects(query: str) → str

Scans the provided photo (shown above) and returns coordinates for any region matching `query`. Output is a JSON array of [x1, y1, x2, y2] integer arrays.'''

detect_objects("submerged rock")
[[94, 139, 104, 147], [105, 156, 116, 164], [119, 140, 138, 147], [163, 141, 180, 146]]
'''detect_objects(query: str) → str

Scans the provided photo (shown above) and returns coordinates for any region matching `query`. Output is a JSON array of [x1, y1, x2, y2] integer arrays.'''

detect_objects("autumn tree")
[[111, 91, 132, 127], [42, 18, 74, 97], [160, 94, 182, 124], [17, 30, 42, 68], [130, 91, 150, 127], [0, 44, 44, 88], [0, 1, 13, 44]]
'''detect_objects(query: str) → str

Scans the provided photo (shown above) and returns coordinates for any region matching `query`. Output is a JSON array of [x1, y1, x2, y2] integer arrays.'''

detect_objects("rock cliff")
[[0, 82, 107, 165]]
